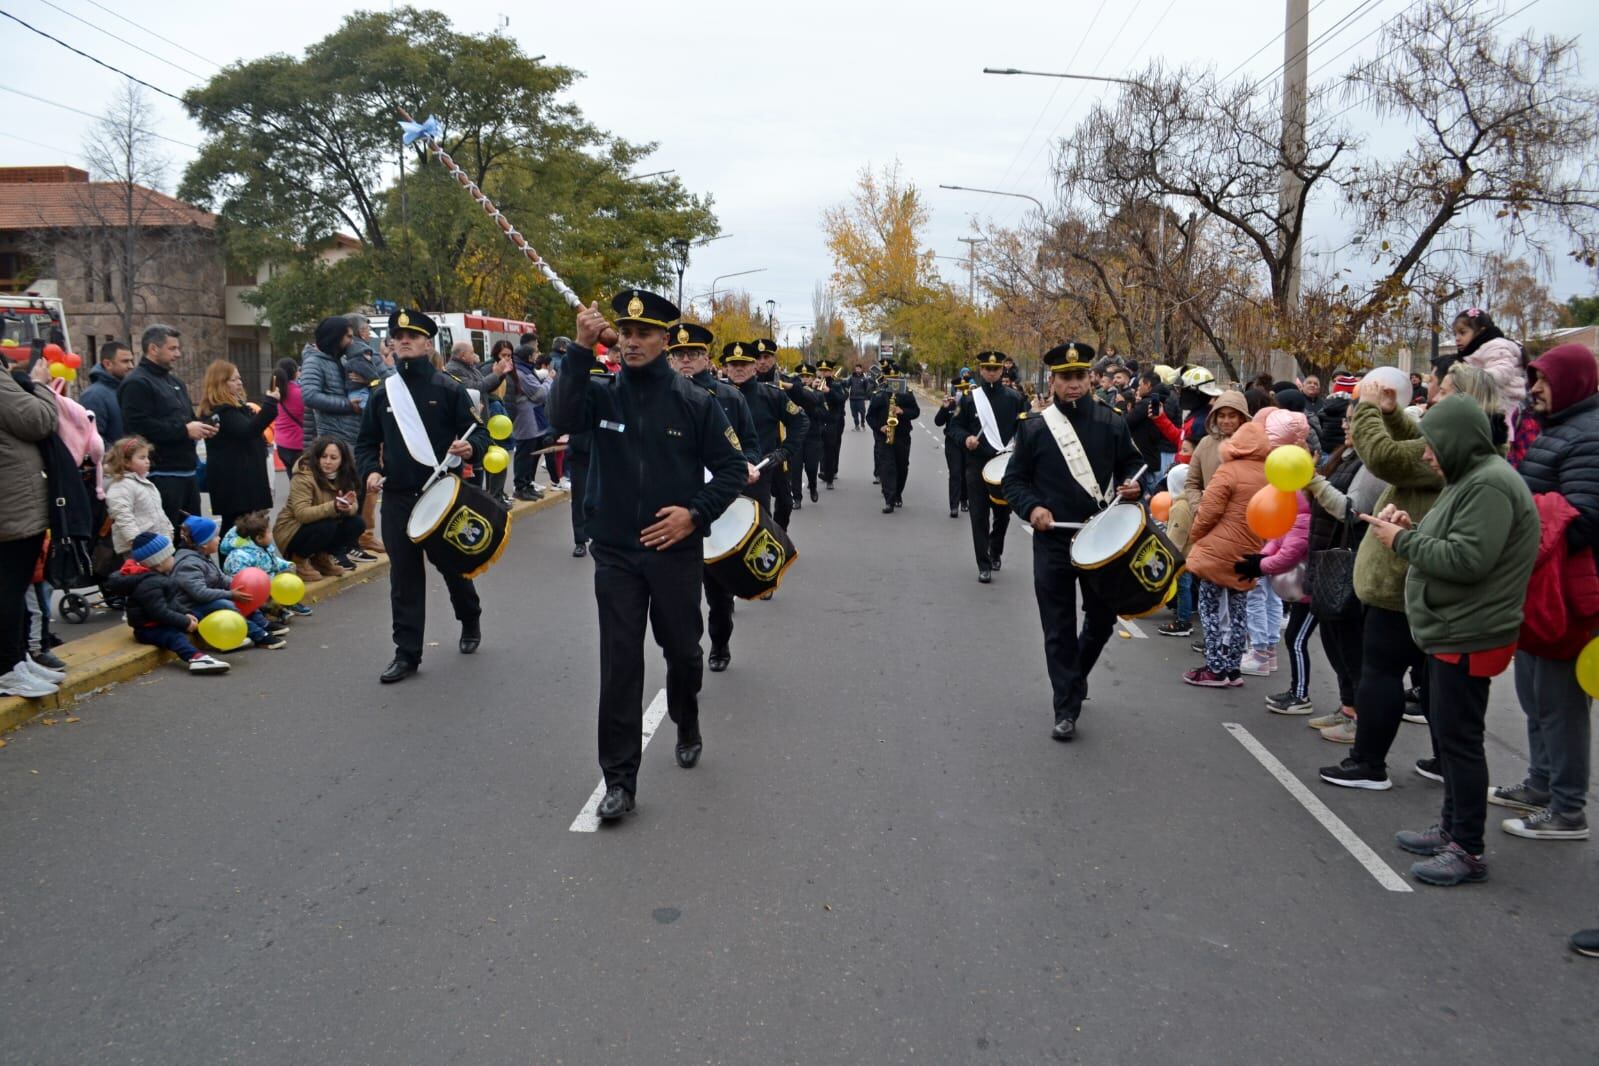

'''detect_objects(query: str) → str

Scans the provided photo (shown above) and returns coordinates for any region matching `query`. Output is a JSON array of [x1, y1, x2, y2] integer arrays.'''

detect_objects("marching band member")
[[790, 362, 830, 502], [1002, 342, 1142, 741], [866, 361, 920, 513], [668, 323, 761, 675], [814, 359, 848, 490], [947, 351, 1027, 583], [549, 290, 746, 822], [753, 339, 811, 524], [355, 309, 491, 684], [725, 341, 808, 518]]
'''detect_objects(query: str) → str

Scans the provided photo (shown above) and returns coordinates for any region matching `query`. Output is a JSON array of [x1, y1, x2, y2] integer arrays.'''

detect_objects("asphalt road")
[[2, 406, 1596, 1064]]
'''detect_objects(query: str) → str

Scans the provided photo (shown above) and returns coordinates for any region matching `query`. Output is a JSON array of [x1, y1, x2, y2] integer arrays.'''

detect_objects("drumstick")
[[754, 457, 772, 472], [1048, 522, 1086, 531], [1104, 464, 1150, 505], [527, 443, 569, 458]]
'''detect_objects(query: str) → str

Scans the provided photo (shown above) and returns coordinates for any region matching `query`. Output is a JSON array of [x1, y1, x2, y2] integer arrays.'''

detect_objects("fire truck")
[[0, 292, 74, 359], [370, 310, 539, 355]]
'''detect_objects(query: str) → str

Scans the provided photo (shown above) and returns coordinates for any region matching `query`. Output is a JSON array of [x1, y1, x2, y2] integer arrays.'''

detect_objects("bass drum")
[[982, 452, 1012, 506], [1069, 502, 1184, 619], [703, 496, 798, 600], [406, 476, 512, 580]]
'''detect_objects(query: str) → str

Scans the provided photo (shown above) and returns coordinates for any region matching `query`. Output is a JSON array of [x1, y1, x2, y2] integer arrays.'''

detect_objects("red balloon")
[[230, 566, 271, 615], [42, 343, 65, 364], [1247, 486, 1298, 539], [62, 351, 81, 369]]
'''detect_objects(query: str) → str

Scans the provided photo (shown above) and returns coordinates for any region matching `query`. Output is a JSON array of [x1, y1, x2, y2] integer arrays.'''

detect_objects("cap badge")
[[397, 311, 410, 327], [677, 327, 690, 345], [627, 294, 644, 319]]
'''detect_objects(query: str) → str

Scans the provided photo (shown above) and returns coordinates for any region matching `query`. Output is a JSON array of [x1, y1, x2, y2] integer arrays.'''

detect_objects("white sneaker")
[[558, 476, 571, 491], [1239, 650, 1272, 676], [188, 655, 230, 674], [0, 668, 58, 698], [21, 657, 66, 683]]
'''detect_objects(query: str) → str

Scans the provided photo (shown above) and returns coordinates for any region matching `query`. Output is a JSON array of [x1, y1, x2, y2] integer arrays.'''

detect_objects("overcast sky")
[[4, 0, 1594, 342]]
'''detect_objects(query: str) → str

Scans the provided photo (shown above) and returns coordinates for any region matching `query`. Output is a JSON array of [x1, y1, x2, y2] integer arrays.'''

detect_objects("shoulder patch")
[[724, 426, 741, 450], [785, 400, 800, 415]]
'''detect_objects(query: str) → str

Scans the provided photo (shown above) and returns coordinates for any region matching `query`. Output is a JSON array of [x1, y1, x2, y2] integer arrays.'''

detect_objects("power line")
[[1218, 0, 1341, 83], [1241, 0, 1388, 95], [33, 0, 211, 82], [74, 0, 224, 70], [0, 83, 200, 149], [990, 0, 1112, 192], [0, 8, 187, 104]]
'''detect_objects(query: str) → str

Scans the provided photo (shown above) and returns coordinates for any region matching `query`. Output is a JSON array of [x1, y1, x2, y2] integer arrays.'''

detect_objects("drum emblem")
[[1130, 535, 1173, 591], [444, 506, 493, 555], [743, 528, 786, 580]]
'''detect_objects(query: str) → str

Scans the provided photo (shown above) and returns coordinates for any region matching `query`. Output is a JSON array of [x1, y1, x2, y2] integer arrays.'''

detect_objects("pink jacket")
[[1260, 492, 1311, 601], [49, 380, 105, 498], [273, 380, 305, 452]]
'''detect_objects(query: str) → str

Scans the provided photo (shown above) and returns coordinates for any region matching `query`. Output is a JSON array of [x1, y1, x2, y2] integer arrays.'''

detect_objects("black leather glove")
[[1234, 554, 1264, 579]]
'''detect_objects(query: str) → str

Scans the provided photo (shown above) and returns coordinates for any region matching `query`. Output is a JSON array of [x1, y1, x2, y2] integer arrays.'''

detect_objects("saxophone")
[[885, 388, 900, 445]]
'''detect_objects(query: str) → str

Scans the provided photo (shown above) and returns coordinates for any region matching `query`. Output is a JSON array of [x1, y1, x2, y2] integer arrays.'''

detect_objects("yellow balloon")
[[1265, 445, 1314, 492], [482, 445, 509, 474], [487, 414, 514, 441], [1577, 638, 1599, 699], [197, 609, 248, 651], [270, 571, 306, 606], [48, 362, 68, 379], [61, 366, 76, 382]]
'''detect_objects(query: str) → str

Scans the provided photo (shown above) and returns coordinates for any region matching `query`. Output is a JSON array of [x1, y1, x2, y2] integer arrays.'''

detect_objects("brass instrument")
[[885, 389, 900, 444]]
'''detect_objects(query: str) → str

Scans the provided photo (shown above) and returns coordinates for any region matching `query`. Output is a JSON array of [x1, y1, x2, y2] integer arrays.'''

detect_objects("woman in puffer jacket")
[[1184, 420, 1271, 687]]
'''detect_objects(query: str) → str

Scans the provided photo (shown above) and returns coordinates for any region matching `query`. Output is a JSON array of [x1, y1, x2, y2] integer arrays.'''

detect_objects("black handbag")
[[1309, 514, 1360, 621], [38, 434, 95, 590]]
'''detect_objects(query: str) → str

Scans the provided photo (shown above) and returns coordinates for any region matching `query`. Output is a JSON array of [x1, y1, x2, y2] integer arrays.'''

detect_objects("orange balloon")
[[1149, 491, 1172, 521], [1247, 486, 1297, 539]]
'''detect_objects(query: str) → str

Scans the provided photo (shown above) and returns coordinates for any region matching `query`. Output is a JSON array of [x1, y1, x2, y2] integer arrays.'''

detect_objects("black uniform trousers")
[[944, 441, 968, 511], [592, 542, 704, 794], [874, 436, 911, 505], [773, 461, 794, 528], [822, 421, 844, 483], [849, 397, 866, 428], [790, 433, 823, 497], [965, 465, 1011, 567], [1033, 532, 1117, 723], [381, 489, 482, 663], [705, 566, 735, 652], [567, 448, 590, 545]]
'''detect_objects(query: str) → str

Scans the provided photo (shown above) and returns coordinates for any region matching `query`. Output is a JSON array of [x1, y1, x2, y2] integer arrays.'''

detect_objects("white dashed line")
[[569, 688, 668, 833], [1222, 723, 1413, 893]]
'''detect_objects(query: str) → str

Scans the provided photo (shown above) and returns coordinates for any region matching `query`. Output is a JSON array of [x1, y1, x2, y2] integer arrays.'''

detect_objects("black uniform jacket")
[[549, 345, 745, 552], [866, 386, 921, 440], [945, 381, 1027, 464], [355, 362, 489, 494], [737, 378, 810, 463], [1002, 396, 1142, 525], [691, 368, 761, 465]]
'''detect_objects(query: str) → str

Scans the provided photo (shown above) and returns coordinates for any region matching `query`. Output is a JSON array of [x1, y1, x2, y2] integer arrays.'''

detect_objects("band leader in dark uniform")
[[1001, 342, 1142, 741], [668, 323, 761, 675], [866, 361, 920, 512], [355, 309, 492, 684], [549, 290, 746, 822], [813, 359, 848, 489], [947, 352, 1027, 582]]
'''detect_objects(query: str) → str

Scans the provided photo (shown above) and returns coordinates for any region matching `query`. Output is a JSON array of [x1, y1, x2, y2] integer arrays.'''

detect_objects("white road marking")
[[1120, 618, 1147, 639], [569, 688, 669, 833], [1222, 723, 1413, 893]]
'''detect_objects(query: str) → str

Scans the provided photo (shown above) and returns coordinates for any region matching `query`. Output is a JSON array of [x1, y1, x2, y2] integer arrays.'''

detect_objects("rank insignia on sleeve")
[[724, 426, 740, 449]]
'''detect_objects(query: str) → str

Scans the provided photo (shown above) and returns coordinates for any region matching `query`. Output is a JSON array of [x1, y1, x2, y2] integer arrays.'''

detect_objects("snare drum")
[[406, 476, 511, 580], [703, 496, 798, 599], [982, 452, 1012, 506], [1069, 502, 1184, 618]]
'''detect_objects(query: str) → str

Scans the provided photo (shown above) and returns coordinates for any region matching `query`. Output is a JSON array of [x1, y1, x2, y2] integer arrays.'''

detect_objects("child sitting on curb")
[[172, 517, 286, 651], [220, 510, 313, 621], [104, 532, 230, 674]]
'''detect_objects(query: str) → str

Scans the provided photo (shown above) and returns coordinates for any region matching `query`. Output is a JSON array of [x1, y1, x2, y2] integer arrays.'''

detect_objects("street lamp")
[[938, 183, 1046, 214], [669, 237, 692, 310], [982, 67, 1145, 88], [699, 268, 767, 315], [765, 299, 776, 336]]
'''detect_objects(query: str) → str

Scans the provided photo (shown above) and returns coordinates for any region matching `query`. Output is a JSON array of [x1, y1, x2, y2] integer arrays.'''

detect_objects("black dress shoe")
[[596, 785, 635, 821], [882, 503, 895, 514], [675, 737, 703, 769], [978, 569, 992, 584], [991, 555, 1003, 572], [459, 622, 481, 655], [949, 509, 959, 518], [572, 542, 588, 558], [960, 501, 968, 512], [1052, 718, 1077, 741], [894, 496, 903, 508], [809, 486, 819, 502], [825, 481, 834, 490], [379, 657, 418, 684], [708, 647, 731, 672]]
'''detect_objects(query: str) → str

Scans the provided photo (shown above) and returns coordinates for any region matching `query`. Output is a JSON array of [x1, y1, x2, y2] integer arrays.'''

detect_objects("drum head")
[[1070, 503, 1145, 567], [704, 497, 758, 561], [982, 452, 1011, 485], [406, 479, 458, 541]]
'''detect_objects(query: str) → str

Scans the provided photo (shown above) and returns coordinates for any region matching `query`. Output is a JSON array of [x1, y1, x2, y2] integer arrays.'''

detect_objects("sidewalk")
[[0, 491, 567, 737]]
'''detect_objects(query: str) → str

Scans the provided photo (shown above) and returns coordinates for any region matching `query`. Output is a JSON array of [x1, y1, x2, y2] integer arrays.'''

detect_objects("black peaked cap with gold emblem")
[[610, 289, 678, 329], [718, 341, 755, 366], [666, 322, 714, 352], [753, 338, 778, 357], [388, 308, 438, 338], [816, 358, 838, 373], [1044, 341, 1097, 373], [794, 362, 816, 375], [974, 350, 1007, 369]]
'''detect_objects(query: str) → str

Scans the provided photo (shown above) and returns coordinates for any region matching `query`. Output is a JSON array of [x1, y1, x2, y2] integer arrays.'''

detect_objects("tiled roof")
[[0, 180, 216, 231]]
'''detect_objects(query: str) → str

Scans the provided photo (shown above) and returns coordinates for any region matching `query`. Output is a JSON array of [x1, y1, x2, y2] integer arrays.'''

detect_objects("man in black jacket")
[[846, 364, 870, 429], [754, 339, 812, 524], [725, 342, 808, 518], [934, 376, 970, 518], [1002, 342, 1143, 740], [355, 309, 491, 685], [550, 291, 746, 822], [815, 359, 848, 487], [119, 324, 214, 530], [1124, 370, 1178, 495], [866, 364, 920, 513], [947, 351, 1027, 581]]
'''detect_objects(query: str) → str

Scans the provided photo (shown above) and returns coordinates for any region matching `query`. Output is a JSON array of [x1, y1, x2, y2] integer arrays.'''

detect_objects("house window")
[[86, 335, 97, 361], [225, 262, 256, 286]]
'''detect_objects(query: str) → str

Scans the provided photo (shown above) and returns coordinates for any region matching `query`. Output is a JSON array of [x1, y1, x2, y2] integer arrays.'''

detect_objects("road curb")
[[0, 491, 568, 736]]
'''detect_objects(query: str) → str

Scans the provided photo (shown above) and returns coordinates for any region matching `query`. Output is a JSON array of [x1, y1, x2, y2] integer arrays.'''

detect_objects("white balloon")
[[1363, 365, 1410, 397], [1167, 463, 1189, 496]]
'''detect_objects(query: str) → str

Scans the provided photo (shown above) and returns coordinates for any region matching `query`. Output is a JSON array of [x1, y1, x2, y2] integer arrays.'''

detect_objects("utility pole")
[[957, 237, 988, 303], [1275, 0, 1309, 381]]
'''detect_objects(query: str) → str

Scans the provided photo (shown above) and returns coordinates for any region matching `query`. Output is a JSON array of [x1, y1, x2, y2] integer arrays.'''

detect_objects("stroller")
[[54, 463, 124, 625]]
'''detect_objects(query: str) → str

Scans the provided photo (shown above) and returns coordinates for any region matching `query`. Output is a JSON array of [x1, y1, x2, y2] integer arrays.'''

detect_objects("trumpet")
[[885, 391, 900, 445]]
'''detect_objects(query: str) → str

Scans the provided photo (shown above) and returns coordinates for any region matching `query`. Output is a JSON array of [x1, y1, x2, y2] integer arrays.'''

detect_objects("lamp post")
[[700, 268, 767, 315], [982, 67, 1145, 88], [669, 237, 692, 310], [938, 184, 1046, 215], [956, 237, 988, 303], [765, 299, 776, 336]]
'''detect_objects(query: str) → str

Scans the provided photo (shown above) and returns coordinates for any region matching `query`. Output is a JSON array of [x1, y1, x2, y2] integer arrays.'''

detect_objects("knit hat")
[[131, 531, 174, 567], [1264, 408, 1310, 449], [183, 515, 219, 546], [1331, 373, 1360, 396]]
